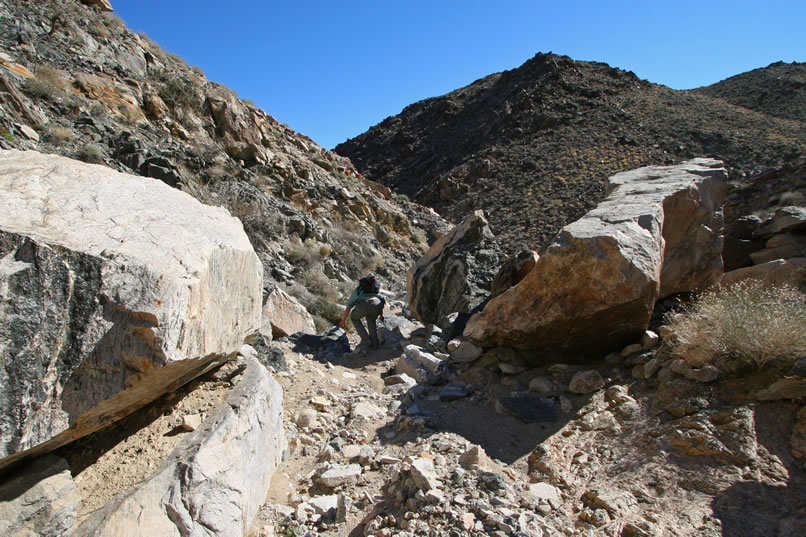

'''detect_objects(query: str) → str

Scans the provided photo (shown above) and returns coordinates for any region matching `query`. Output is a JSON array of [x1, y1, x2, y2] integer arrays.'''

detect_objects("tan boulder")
[[80, 0, 113, 12], [464, 158, 727, 355], [263, 287, 316, 337], [721, 258, 806, 290]]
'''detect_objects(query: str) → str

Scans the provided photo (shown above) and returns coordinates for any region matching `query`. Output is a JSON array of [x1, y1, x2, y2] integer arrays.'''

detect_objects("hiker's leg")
[[365, 298, 383, 347], [350, 302, 373, 345]]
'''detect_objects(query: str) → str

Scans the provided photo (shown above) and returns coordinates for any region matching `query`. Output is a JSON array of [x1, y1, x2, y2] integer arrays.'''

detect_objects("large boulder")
[[262, 286, 316, 337], [464, 158, 727, 355], [721, 257, 806, 290], [71, 357, 284, 537], [406, 210, 501, 329], [0, 149, 262, 463]]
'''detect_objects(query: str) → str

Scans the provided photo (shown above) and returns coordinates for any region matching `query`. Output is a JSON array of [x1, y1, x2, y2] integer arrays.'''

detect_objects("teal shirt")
[[346, 287, 386, 308]]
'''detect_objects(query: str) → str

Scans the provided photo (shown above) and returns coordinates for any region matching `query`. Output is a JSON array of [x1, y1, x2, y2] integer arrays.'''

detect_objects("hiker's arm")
[[339, 306, 352, 329]]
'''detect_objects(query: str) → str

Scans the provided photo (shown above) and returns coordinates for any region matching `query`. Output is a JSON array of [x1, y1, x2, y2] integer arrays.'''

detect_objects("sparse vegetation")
[[157, 75, 201, 112], [89, 23, 110, 39], [45, 125, 73, 144], [77, 143, 105, 164], [23, 66, 66, 100], [0, 125, 14, 143], [102, 13, 127, 34], [664, 280, 806, 370]]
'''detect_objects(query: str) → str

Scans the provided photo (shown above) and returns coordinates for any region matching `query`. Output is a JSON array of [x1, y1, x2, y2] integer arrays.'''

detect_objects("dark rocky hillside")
[[693, 61, 806, 123], [336, 53, 806, 254]]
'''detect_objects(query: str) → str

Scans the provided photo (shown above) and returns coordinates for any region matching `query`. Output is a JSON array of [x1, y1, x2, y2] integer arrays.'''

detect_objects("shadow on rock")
[[712, 402, 806, 537]]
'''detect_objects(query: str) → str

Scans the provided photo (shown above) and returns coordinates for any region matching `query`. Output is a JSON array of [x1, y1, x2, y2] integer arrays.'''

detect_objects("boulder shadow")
[[711, 402, 806, 536]]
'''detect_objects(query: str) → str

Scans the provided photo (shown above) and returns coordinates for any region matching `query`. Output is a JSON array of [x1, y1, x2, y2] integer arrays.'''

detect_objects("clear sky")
[[110, 1, 805, 150]]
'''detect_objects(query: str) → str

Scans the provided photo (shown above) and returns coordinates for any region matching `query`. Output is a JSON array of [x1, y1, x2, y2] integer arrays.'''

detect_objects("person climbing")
[[338, 273, 386, 349]]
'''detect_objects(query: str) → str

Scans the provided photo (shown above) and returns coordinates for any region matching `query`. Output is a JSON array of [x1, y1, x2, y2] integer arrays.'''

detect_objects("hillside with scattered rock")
[[693, 61, 806, 123], [336, 53, 806, 254], [1, 2, 805, 537]]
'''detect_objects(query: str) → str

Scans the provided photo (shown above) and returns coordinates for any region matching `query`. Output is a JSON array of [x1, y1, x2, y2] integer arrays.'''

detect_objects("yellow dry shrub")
[[664, 280, 806, 370]]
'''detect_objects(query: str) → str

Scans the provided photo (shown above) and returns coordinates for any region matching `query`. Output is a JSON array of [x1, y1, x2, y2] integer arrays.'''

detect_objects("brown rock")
[[464, 159, 726, 354], [81, 0, 113, 11], [721, 258, 806, 290], [262, 287, 316, 338]]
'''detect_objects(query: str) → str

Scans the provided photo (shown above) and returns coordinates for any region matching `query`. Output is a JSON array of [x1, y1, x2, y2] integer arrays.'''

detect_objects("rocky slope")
[[0, 0, 449, 331], [693, 61, 806, 123], [336, 53, 806, 254]]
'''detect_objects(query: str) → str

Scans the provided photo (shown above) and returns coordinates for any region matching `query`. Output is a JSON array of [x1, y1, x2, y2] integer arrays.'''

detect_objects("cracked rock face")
[[0, 149, 262, 460]]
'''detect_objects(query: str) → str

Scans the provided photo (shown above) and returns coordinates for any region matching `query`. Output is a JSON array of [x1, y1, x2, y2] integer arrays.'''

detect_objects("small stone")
[[307, 495, 338, 516], [620, 343, 643, 357], [640, 330, 660, 350], [351, 401, 384, 419], [450, 340, 483, 363], [181, 414, 202, 431], [528, 482, 562, 505], [643, 357, 661, 379], [462, 512, 476, 531], [410, 457, 440, 491], [341, 444, 362, 460], [317, 464, 362, 488], [684, 364, 719, 383], [499, 362, 526, 375], [528, 376, 554, 394], [459, 445, 492, 470], [310, 396, 330, 410], [294, 408, 318, 428], [569, 370, 604, 394], [440, 383, 470, 401]]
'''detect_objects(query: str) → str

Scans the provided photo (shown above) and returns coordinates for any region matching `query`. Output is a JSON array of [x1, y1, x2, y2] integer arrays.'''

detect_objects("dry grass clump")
[[24, 66, 67, 100], [45, 125, 73, 144], [664, 280, 806, 370]]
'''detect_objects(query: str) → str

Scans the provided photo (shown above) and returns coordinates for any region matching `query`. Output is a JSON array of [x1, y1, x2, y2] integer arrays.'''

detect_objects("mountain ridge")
[[336, 52, 806, 254]]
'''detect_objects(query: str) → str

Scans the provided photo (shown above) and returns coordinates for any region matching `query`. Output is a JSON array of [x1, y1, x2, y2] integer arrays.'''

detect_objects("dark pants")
[[350, 297, 383, 347]]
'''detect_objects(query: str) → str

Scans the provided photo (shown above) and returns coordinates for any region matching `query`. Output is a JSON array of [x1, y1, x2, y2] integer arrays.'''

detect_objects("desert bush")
[[102, 13, 127, 34], [285, 237, 323, 269], [24, 73, 63, 100], [282, 280, 343, 334], [664, 280, 806, 370], [77, 143, 105, 164], [158, 77, 201, 112], [89, 23, 109, 38], [45, 125, 73, 144], [0, 125, 14, 143], [138, 32, 165, 58]]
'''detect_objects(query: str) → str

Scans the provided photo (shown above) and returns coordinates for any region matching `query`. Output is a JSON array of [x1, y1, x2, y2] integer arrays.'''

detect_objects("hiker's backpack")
[[358, 274, 380, 294]]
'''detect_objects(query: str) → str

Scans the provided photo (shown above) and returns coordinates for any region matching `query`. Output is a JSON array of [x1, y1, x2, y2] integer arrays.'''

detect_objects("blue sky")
[[111, 1, 805, 150]]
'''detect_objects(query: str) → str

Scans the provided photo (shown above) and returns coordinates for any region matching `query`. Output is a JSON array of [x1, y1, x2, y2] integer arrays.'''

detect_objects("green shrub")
[[77, 143, 105, 164], [0, 126, 14, 143], [158, 77, 201, 112], [664, 280, 806, 370]]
